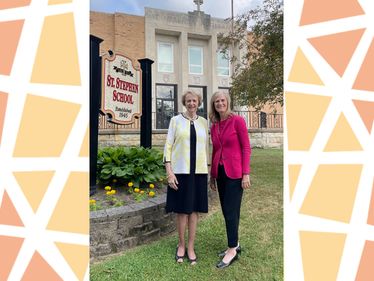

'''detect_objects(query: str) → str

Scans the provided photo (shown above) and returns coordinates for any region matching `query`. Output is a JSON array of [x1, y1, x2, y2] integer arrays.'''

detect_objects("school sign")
[[101, 53, 141, 124]]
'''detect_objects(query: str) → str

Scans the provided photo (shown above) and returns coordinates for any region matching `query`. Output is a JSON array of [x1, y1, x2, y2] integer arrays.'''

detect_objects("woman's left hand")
[[241, 174, 251, 189]]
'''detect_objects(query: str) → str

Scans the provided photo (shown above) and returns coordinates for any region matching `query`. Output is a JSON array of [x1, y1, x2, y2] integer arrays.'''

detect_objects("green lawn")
[[90, 148, 283, 281]]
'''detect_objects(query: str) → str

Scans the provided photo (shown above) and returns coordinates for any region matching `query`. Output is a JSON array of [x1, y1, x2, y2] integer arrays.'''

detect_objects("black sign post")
[[90, 35, 103, 196], [138, 58, 154, 148]]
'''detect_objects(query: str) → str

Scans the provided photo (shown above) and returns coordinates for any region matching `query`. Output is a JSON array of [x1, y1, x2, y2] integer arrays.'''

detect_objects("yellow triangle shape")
[[324, 113, 362, 151], [79, 126, 89, 157], [47, 172, 89, 234], [55, 243, 88, 281], [13, 171, 54, 213], [288, 165, 302, 201], [31, 13, 80, 85], [300, 231, 346, 281], [300, 164, 362, 222], [288, 48, 324, 85], [286, 92, 332, 150], [48, 0, 72, 4]]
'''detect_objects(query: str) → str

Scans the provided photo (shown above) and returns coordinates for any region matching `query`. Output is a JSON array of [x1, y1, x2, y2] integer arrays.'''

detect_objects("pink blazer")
[[210, 114, 251, 179]]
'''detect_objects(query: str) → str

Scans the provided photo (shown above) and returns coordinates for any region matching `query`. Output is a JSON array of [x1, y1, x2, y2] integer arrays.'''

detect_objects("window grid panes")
[[217, 49, 230, 76], [156, 84, 176, 129], [157, 42, 173, 73], [188, 46, 203, 74]]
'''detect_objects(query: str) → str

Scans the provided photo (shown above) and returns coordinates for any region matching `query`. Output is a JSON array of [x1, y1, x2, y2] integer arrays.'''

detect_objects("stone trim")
[[90, 194, 176, 260]]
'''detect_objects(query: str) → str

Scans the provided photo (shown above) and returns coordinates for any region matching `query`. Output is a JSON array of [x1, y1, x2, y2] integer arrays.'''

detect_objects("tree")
[[218, 0, 283, 110]]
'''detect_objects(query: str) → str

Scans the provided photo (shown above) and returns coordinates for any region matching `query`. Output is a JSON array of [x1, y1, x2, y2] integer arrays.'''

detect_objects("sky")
[[90, 0, 263, 19]]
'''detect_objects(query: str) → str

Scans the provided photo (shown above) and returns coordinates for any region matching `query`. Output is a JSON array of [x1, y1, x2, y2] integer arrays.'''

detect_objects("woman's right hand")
[[167, 172, 179, 190], [209, 178, 217, 191]]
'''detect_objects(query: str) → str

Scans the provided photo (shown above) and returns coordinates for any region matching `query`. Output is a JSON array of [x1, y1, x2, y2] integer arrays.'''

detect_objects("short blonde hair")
[[181, 90, 202, 107], [209, 91, 232, 123]]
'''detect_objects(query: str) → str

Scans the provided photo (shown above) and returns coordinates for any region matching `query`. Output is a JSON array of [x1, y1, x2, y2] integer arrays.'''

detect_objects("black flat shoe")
[[216, 253, 238, 269], [175, 246, 185, 263], [217, 245, 241, 257]]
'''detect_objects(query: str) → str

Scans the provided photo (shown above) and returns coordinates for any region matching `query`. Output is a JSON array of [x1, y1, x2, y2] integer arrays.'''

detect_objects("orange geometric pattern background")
[[0, 1, 88, 280], [285, 0, 374, 280]]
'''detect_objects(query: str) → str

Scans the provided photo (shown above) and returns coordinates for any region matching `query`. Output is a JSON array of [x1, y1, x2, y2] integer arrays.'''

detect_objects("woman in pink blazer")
[[209, 90, 251, 269]]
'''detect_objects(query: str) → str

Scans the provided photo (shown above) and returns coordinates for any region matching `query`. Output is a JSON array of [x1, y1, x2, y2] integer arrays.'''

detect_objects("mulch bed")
[[89, 182, 168, 211]]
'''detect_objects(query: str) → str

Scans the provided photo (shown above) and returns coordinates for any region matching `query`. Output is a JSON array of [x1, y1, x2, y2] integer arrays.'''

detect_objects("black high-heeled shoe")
[[217, 245, 241, 257], [175, 246, 185, 263], [216, 252, 238, 269]]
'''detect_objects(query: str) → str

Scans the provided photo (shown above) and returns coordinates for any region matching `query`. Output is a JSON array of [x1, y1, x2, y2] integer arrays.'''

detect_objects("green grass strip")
[[90, 148, 283, 281]]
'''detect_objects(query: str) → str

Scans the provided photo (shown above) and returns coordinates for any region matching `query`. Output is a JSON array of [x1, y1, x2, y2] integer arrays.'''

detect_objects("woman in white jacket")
[[164, 90, 209, 265]]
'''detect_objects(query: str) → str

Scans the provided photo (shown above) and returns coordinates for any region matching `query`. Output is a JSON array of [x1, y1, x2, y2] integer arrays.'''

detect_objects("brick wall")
[[90, 11, 145, 63]]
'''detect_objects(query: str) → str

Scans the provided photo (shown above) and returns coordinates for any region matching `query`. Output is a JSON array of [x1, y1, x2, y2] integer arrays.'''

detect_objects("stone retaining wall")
[[99, 129, 283, 148], [90, 194, 176, 261]]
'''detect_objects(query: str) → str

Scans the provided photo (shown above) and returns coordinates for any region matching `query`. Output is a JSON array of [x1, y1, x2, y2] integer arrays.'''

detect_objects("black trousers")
[[216, 164, 243, 248]]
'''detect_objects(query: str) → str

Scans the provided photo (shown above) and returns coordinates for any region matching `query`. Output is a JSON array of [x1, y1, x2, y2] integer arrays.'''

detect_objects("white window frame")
[[157, 42, 174, 73], [188, 46, 203, 75], [217, 48, 230, 77]]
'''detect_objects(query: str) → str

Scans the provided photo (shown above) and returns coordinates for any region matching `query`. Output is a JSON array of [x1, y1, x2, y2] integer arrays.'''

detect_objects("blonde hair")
[[209, 91, 232, 123], [181, 90, 202, 107]]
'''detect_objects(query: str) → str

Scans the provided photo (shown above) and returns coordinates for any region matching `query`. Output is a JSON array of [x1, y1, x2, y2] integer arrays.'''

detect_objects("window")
[[156, 84, 177, 129], [188, 86, 207, 119], [188, 46, 203, 74], [217, 49, 230, 76], [157, 42, 173, 73]]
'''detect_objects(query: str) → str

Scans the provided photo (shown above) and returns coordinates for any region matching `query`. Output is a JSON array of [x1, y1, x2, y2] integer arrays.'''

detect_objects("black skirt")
[[165, 121, 208, 214]]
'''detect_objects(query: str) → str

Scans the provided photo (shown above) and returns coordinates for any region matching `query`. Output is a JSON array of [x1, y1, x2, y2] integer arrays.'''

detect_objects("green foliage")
[[97, 146, 166, 187], [218, 0, 283, 110], [133, 192, 148, 202], [91, 149, 283, 281], [105, 193, 125, 207], [89, 201, 103, 211]]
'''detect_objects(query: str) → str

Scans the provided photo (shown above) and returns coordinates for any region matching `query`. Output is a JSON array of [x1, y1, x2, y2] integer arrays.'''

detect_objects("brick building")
[[91, 3, 253, 127], [90, 4, 282, 138]]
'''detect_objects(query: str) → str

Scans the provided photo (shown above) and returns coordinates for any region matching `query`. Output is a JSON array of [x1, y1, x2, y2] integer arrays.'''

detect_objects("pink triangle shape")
[[300, 0, 365, 26], [367, 182, 374, 226], [353, 39, 374, 92], [355, 240, 374, 280], [308, 29, 365, 77], [0, 0, 31, 10], [0, 191, 24, 226], [0, 92, 8, 145], [0, 235, 24, 280], [353, 100, 374, 133], [21, 251, 63, 281], [0, 20, 24, 75]]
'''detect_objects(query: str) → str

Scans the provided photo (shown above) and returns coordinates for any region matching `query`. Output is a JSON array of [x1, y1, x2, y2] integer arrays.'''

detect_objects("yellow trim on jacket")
[[163, 114, 208, 174]]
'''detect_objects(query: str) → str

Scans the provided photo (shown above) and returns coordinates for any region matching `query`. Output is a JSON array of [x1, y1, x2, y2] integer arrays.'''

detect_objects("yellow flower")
[[128, 182, 134, 187], [104, 186, 111, 191], [112, 178, 117, 183], [149, 183, 155, 189], [140, 190, 145, 194], [134, 188, 140, 193], [89, 199, 96, 204], [149, 191, 155, 197], [110, 190, 116, 195], [106, 191, 112, 195]]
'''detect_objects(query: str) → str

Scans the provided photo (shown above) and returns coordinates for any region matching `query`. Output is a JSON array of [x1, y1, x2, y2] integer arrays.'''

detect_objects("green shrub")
[[97, 146, 166, 187]]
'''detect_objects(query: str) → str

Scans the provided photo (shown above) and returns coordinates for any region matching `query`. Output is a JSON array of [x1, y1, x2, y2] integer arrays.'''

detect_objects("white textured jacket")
[[163, 114, 208, 174]]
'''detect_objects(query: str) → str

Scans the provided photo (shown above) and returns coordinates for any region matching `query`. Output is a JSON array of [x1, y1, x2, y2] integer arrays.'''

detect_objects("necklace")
[[182, 112, 198, 123]]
